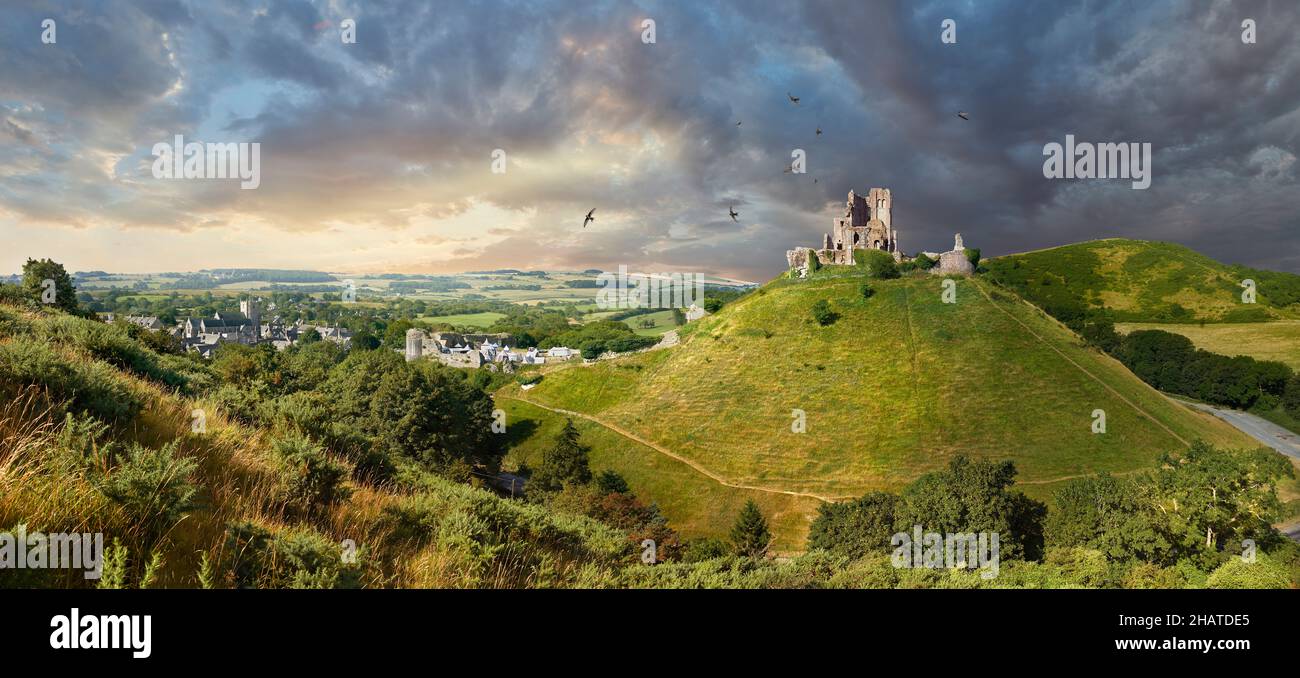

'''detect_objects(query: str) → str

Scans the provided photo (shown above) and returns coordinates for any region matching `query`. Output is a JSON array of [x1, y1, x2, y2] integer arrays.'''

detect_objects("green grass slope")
[[985, 238, 1300, 322], [498, 273, 1257, 549]]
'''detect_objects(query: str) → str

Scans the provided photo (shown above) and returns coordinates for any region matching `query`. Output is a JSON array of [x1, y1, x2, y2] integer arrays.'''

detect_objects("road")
[[1172, 398, 1300, 462], [1167, 397, 1300, 543]]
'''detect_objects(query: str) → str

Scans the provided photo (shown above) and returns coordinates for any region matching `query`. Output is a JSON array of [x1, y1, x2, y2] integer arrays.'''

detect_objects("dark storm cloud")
[[0, 0, 1296, 277]]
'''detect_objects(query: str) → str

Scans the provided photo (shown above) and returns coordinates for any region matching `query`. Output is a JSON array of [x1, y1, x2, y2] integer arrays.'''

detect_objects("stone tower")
[[405, 328, 424, 362], [240, 298, 261, 340], [867, 187, 891, 230]]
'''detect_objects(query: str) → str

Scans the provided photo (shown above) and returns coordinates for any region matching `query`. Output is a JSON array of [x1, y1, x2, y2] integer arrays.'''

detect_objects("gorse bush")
[[269, 433, 352, 518], [221, 521, 362, 589], [382, 469, 629, 575], [35, 315, 190, 390], [93, 441, 199, 543], [0, 338, 141, 421]]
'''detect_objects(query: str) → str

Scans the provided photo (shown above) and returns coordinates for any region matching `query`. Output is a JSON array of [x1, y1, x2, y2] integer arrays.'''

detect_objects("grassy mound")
[[499, 273, 1257, 549]]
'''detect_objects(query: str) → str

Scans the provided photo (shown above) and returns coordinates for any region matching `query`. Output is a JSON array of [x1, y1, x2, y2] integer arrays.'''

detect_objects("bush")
[[595, 470, 630, 494], [94, 441, 199, 542], [37, 316, 187, 389], [1205, 553, 1293, 589], [270, 434, 352, 518], [0, 338, 141, 421], [860, 284, 875, 300], [810, 299, 838, 326], [221, 521, 361, 589], [210, 382, 270, 427], [857, 250, 900, 279], [517, 373, 543, 386], [1284, 375, 1300, 419], [807, 491, 897, 559], [681, 537, 733, 563]]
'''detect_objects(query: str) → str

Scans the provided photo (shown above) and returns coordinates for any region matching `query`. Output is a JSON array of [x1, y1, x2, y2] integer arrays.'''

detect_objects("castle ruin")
[[787, 187, 900, 271], [786, 186, 973, 278]]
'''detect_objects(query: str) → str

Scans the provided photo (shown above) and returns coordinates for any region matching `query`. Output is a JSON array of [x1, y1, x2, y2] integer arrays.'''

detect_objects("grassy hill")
[[984, 239, 1300, 322], [498, 272, 1258, 550], [0, 303, 637, 588]]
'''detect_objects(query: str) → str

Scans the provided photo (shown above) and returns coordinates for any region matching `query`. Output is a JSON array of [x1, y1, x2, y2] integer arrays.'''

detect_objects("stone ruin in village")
[[785, 186, 973, 277]]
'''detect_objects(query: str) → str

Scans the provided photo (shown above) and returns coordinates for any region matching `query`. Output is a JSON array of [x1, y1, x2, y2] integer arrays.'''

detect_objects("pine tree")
[[530, 419, 592, 491], [730, 500, 771, 558]]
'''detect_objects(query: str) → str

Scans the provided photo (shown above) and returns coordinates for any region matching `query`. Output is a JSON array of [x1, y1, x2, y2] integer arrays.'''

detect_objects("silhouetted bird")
[[729, 206, 739, 222], [788, 92, 800, 105], [957, 111, 969, 120], [583, 208, 595, 228], [736, 120, 742, 126], [816, 126, 822, 136]]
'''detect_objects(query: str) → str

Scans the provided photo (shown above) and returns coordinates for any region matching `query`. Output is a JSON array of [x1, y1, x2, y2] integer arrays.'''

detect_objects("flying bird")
[[736, 120, 742, 126], [787, 92, 800, 105], [957, 111, 969, 120], [583, 209, 595, 228], [729, 206, 739, 222], [816, 126, 822, 136]]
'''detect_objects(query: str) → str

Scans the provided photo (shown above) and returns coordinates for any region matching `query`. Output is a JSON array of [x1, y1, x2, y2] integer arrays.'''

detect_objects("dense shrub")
[[810, 299, 838, 326], [222, 521, 362, 589], [681, 537, 732, 563], [807, 491, 898, 559], [1205, 552, 1292, 589], [270, 434, 352, 518], [35, 315, 194, 390], [1118, 329, 1293, 410], [0, 338, 142, 421], [856, 249, 900, 279], [210, 382, 271, 427], [94, 441, 199, 542]]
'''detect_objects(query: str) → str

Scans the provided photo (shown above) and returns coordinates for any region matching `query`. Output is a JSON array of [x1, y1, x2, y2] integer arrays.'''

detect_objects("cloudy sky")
[[1, 0, 1297, 281]]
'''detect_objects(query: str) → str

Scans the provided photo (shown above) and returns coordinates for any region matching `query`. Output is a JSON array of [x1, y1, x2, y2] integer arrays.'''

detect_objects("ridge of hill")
[[984, 238, 1300, 323]]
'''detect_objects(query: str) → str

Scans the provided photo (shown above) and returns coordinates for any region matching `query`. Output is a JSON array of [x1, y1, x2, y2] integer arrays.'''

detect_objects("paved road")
[[1169, 398, 1300, 542], [1174, 399, 1300, 462]]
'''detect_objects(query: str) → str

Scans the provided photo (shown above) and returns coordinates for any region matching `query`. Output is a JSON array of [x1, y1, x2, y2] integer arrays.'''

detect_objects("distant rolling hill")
[[984, 238, 1300, 323], [498, 269, 1256, 550]]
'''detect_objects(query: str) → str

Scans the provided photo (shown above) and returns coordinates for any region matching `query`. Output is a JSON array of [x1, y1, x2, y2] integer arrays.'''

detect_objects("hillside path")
[[973, 282, 1190, 447], [497, 394, 845, 503]]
